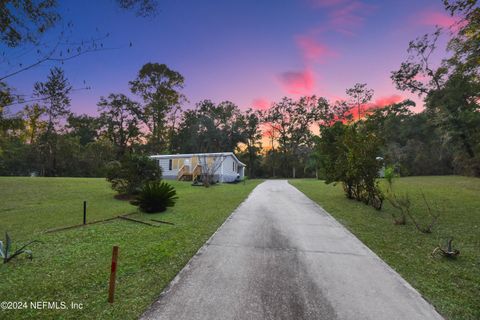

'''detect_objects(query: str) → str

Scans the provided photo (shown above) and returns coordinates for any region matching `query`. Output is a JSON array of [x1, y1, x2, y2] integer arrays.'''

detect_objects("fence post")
[[108, 246, 119, 303], [83, 201, 87, 225]]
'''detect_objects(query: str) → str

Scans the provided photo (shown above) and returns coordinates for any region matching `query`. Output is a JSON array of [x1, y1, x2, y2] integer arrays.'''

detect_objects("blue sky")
[[2, 0, 454, 115]]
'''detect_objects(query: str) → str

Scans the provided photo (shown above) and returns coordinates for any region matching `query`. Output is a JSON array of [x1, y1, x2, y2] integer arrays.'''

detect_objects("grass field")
[[0, 177, 262, 319], [290, 176, 480, 320]]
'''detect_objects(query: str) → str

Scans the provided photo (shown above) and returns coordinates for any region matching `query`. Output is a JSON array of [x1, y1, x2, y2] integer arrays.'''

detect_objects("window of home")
[[169, 159, 172, 170]]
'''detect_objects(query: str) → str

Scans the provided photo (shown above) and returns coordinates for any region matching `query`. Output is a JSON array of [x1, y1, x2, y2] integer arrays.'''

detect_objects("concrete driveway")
[[141, 180, 443, 320]]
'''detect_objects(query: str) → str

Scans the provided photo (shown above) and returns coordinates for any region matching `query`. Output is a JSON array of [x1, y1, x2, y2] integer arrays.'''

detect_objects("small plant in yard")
[[384, 167, 407, 225], [0, 233, 40, 263], [387, 191, 440, 233], [384, 165, 399, 186], [386, 192, 408, 225], [432, 238, 460, 259], [384, 167, 439, 231], [130, 180, 178, 213]]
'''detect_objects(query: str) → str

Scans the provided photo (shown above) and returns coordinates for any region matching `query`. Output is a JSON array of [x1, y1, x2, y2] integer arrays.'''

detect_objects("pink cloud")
[[373, 94, 404, 107], [306, 0, 375, 35], [252, 98, 271, 110], [329, 1, 374, 35], [362, 94, 404, 112], [278, 69, 315, 95], [295, 35, 337, 63], [417, 11, 457, 28]]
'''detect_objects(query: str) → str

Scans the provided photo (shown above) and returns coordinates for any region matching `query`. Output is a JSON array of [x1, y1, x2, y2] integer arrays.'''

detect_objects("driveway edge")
[[287, 180, 444, 319], [140, 181, 266, 319]]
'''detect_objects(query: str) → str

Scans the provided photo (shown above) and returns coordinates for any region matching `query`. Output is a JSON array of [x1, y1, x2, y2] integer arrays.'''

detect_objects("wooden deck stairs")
[[177, 165, 192, 181], [192, 164, 202, 182], [177, 164, 203, 182]]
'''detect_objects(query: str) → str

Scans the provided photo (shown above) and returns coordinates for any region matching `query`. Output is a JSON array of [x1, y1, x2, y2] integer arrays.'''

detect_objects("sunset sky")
[[3, 0, 456, 115]]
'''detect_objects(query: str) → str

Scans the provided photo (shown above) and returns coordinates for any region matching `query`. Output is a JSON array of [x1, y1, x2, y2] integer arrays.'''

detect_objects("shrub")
[[131, 180, 178, 213], [106, 154, 161, 195], [317, 122, 384, 210], [388, 191, 440, 233]]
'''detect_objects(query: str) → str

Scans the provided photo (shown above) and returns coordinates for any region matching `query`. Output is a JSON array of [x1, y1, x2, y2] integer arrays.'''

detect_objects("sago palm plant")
[[131, 180, 178, 213]]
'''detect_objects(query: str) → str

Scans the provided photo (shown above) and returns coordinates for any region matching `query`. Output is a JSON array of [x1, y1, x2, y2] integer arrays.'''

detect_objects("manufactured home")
[[150, 152, 246, 183]]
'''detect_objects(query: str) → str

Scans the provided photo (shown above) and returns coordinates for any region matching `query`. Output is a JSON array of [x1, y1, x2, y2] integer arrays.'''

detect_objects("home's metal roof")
[[150, 152, 246, 166]]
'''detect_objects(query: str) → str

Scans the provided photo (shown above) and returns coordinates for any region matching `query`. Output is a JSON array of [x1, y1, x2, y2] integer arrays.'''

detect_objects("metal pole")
[[83, 201, 87, 225]]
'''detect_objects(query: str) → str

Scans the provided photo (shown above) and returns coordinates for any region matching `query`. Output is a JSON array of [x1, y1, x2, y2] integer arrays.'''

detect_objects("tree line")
[[0, 0, 478, 179]]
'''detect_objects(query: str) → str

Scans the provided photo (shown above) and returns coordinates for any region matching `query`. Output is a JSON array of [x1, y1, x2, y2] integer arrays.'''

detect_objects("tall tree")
[[173, 100, 244, 153], [129, 63, 185, 152], [266, 96, 323, 177], [0, 82, 14, 109], [263, 121, 280, 177], [0, 82, 20, 138], [0, 0, 59, 48], [345, 83, 374, 121], [22, 103, 45, 144], [0, 0, 159, 82], [33, 67, 71, 175], [364, 100, 453, 176], [66, 114, 100, 146], [33, 67, 71, 133], [0, 82, 21, 138], [391, 0, 480, 175], [97, 93, 141, 157], [238, 108, 263, 178]]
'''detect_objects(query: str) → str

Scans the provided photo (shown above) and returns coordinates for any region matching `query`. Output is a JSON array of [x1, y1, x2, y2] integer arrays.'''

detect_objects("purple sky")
[[3, 0, 456, 115]]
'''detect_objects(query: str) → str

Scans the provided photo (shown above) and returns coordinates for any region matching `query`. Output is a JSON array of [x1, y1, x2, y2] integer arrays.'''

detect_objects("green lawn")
[[0, 177, 136, 240], [0, 177, 262, 319], [290, 176, 480, 320]]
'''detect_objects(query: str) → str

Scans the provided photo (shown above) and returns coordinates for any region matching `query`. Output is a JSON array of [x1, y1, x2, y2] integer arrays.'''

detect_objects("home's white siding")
[[200, 155, 239, 183], [158, 158, 175, 179], [151, 152, 245, 183], [157, 156, 191, 179], [219, 155, 240, 182]]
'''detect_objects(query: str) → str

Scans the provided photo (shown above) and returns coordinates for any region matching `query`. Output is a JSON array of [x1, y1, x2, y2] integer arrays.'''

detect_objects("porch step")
[[178, 174, 193, 181]]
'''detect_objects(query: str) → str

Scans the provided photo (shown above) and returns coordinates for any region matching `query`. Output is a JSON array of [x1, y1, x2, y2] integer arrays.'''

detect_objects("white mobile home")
[[150, 152, 246, 183]]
